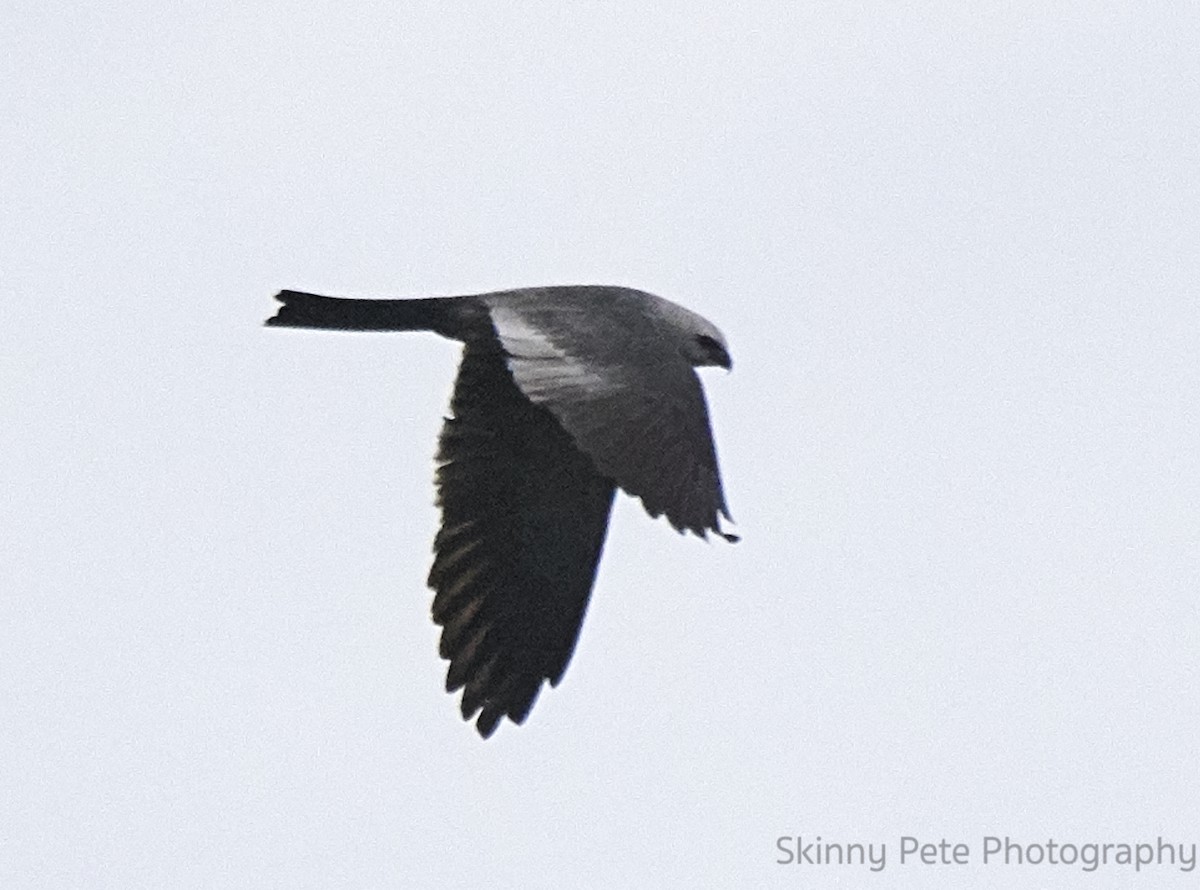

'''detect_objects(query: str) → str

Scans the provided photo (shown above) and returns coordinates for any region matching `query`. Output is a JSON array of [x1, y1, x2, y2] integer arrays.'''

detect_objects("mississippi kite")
[[267, 285, 736, 737]]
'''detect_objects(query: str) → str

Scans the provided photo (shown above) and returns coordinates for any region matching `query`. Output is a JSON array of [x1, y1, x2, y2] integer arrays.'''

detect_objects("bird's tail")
[[265, 290, 460, 335]]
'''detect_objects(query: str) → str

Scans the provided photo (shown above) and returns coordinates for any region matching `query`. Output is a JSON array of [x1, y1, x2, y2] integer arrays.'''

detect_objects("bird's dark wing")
[[488, 302, 732, 539], [428, 340, 616, 738], [540, 376, 730, 537]]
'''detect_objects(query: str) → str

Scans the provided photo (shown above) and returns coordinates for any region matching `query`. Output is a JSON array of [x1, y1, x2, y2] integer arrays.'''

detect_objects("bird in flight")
[[267, 285, 736, 737]]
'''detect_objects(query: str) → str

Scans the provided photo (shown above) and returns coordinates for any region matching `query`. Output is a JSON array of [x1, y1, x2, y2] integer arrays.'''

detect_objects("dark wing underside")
[[543, 377, 730, 536], [428, 340, 616, 738]]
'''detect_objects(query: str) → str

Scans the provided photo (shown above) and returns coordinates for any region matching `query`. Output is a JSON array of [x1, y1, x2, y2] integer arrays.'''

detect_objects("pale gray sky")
[[3, 2, 1199, 887]]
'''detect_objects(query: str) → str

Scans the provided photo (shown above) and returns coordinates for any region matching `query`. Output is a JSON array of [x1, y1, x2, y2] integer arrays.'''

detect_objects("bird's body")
[[267, 285, 734, 737]]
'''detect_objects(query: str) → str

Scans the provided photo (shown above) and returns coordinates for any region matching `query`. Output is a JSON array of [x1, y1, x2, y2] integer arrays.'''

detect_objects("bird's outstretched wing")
[[428, 340, 616, 738], [488, 300, 733, 539]]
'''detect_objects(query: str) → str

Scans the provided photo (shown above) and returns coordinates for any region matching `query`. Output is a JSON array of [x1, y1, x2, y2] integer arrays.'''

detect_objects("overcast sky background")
[[4, 3, 1199, 887]]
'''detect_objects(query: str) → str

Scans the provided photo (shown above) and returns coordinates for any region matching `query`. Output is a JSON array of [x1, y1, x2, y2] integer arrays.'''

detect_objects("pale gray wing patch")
[[489, 304, 621, 401]]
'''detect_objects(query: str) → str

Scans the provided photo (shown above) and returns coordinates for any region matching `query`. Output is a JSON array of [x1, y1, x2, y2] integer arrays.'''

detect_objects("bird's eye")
[[691, 334, 730, 368]]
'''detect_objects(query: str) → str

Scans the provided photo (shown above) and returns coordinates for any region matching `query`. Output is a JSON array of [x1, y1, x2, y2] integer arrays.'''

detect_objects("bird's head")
[[637, 289, 732, 370], [687, 331, 733, 370]]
